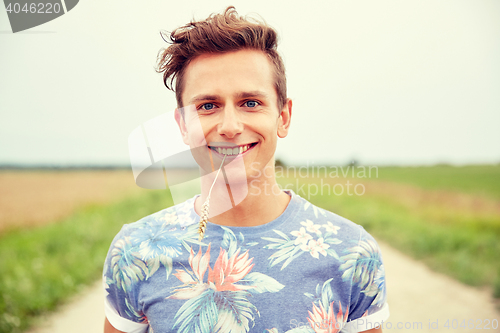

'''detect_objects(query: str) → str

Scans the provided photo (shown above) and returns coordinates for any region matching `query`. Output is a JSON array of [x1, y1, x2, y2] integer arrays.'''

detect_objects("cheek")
[[260, 123, 280, 140], [188, 132, 205, 145], [247, 114, 279, 133], [199, 121, 214, 139], [185, 117, 210, 145]]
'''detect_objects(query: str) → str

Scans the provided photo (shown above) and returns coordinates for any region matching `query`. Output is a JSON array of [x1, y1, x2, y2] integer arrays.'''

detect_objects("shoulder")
[[111, 196, 197, 246], [103, 196, 201, 287]]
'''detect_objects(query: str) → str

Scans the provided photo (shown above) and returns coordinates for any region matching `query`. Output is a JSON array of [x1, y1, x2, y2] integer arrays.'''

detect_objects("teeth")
[[210, 143, 254, 155]]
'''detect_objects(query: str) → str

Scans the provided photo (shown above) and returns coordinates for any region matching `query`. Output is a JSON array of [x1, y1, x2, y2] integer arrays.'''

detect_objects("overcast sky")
[[1, 0, 499, 167]]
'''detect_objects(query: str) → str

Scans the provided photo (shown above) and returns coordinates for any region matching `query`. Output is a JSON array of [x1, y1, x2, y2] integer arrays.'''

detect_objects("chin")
[[221, 159, 250, 186]]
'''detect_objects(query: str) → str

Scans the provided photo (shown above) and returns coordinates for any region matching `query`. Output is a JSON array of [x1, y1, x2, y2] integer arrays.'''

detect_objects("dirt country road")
[[28, 242, 500, 333]]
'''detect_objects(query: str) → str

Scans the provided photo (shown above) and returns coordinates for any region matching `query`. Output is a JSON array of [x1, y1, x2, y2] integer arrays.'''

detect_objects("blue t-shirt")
[[103, 190, 389, 333]]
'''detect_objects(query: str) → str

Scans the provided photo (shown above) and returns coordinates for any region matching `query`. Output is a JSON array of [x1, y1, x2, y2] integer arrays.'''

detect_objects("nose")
[[217, 106, 243, 139]]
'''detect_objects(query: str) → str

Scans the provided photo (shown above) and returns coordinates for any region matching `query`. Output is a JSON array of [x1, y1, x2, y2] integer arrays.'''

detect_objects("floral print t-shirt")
[[103, 190, 389, 333]]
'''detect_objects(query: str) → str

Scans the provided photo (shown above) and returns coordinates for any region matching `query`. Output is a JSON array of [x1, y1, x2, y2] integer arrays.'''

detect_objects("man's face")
[[176, 49, 291, 183]]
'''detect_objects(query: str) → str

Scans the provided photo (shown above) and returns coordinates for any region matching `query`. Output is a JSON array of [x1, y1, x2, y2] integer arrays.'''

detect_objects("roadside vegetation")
[[278, 164, 500, 299], [0, 189, 173, 333], [374, 164, 500, 199]]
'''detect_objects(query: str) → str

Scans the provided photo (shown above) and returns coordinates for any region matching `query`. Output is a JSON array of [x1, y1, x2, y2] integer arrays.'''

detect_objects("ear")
[[277, 98, 292, 138], [175, 108, 190, 145]]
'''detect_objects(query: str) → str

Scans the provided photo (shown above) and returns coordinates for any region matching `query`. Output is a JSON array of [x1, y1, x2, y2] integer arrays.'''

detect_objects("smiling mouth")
[[208, 143, 257, 156]]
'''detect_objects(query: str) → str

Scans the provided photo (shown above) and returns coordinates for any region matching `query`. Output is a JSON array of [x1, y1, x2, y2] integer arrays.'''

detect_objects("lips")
[[208, 143, 257, 156]]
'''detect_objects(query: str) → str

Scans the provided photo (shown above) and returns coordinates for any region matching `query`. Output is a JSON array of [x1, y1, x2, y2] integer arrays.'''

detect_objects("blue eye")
[[201, 103, 215, 110], [245, 100, 259, 108]]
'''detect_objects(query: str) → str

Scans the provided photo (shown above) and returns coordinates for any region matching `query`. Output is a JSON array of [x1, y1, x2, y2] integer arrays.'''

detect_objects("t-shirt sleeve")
[[103, 225, 149, 333], [342, 226, 389, 332]]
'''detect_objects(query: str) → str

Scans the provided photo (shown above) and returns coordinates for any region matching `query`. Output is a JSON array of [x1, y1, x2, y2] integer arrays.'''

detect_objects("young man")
[[104, 7, 389, 333]]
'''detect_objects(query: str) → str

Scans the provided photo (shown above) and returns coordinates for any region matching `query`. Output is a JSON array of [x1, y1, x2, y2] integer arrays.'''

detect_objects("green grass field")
[[0, 165, 499, 332], [0, 189, 173, 333], [279, 164, 500, 299], [375, 164, 500, 199]]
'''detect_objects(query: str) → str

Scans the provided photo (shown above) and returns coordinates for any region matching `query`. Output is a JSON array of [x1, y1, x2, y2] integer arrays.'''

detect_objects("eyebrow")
[[188, 91, 270, 104], [189, 95, 219, 104], [236, 91, 269, 100]]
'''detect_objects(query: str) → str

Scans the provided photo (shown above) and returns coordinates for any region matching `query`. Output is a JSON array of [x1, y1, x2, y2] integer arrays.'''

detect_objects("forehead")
[[182, 49, 276, 105]]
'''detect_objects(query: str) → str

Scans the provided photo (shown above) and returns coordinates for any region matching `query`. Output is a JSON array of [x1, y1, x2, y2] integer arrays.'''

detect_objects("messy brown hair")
[[156, 6, 287, 110]]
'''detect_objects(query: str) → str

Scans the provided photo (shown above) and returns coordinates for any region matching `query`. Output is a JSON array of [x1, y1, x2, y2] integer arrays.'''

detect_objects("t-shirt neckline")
[[189, 190, 301, 235]]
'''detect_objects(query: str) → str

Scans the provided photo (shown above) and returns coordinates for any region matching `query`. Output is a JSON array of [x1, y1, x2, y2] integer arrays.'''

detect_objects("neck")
[[195, 165, 290, 227]]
